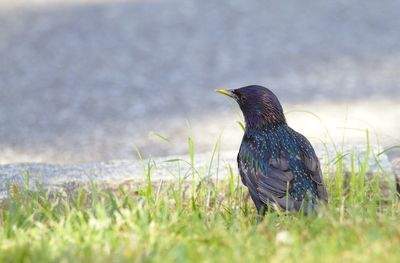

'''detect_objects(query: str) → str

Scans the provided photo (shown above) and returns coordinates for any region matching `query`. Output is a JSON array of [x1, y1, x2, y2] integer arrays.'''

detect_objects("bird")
[[216, 85, 328, 214]]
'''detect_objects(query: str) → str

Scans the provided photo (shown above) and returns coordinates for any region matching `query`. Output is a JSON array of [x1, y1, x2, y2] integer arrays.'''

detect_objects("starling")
[[216, 85, 328, 214]]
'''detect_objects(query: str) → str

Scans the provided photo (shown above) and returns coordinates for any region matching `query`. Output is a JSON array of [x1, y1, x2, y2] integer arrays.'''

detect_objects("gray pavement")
[[0, 147, 396, 201], [1, 0, 400, 164]]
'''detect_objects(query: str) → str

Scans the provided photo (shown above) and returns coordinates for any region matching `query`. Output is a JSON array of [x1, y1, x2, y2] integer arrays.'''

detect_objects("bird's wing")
[[302, 153, 328, 202], [237, 148, 263, 210], [238, 143, 304, 211], [238, 140, 328, 211], [294, 131, 329, 203]]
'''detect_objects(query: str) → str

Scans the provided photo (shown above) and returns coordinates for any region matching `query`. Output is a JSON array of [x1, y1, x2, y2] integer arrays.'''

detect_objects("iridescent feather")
[[218, 85, 328, 214]]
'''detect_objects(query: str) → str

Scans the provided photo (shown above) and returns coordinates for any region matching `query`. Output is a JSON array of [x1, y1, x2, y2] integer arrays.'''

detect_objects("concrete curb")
[[0, 146, 398, 200]]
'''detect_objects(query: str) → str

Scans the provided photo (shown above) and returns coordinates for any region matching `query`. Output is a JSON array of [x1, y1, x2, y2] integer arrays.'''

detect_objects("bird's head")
[[216, 85, 286, 130]]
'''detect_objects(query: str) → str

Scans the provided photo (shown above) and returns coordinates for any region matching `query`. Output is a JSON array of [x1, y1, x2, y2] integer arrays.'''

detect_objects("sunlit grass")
[[1, 133, 399, 263]]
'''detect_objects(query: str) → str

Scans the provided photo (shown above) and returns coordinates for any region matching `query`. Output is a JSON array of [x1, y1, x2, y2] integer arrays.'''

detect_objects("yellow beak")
[[215, 89, 236, 99]]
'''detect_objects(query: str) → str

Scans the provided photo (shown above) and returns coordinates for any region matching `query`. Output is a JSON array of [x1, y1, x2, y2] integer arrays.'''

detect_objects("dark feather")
[[228, 85, 328, 213], [238, 126, 328, 213]]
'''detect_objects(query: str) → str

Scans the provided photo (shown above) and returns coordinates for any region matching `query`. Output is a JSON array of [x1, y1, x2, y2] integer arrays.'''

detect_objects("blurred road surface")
[[1, 0, 400, 163]]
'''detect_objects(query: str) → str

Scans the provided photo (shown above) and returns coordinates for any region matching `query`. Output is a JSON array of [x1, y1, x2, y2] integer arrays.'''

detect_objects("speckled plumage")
[[218, 85, 328, 213]]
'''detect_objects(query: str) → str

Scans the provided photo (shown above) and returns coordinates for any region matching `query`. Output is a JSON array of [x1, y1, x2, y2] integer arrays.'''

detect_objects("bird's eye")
[[233, 91, 247, 103]]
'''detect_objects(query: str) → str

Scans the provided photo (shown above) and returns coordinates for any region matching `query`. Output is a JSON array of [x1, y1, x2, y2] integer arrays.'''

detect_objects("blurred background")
[[1, 0, 399, 164]]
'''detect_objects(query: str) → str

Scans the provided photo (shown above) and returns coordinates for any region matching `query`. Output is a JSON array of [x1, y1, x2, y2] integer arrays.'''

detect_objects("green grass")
[[1, 136, 399, 263]]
